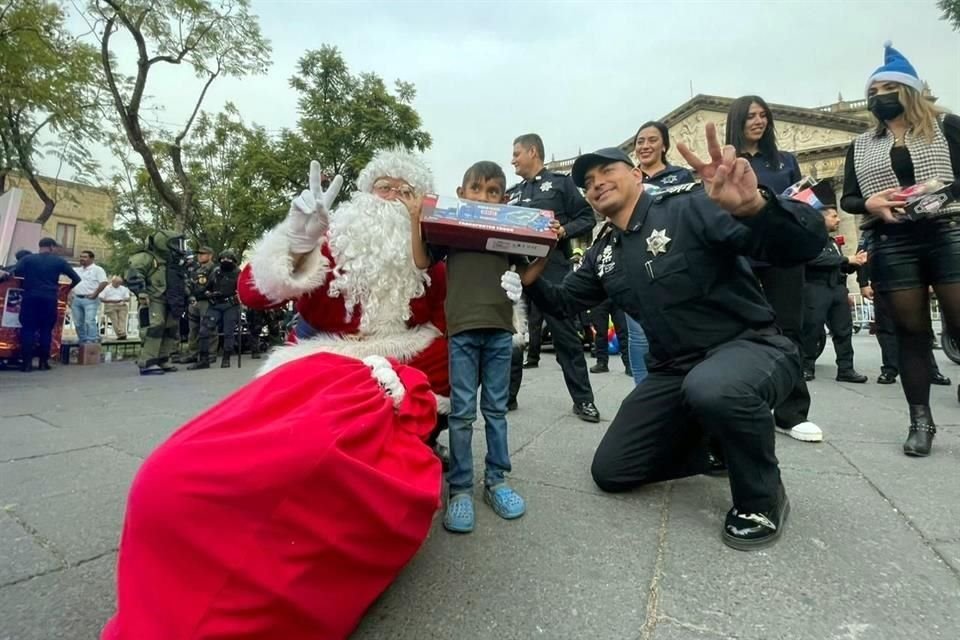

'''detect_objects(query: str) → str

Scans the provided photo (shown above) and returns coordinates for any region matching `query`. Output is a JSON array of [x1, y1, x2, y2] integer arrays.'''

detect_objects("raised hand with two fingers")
[[676, 122, 766, 218], [286, 160, 344, 254]]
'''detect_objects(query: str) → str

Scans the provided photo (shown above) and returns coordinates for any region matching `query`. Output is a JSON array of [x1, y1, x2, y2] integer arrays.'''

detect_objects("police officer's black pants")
[[801, 283, 855, 372], [591, 333, 798, 514], [19, 296, 57, 365], [754, 265, 811, 429], [525, 300, 544, 363], [592, 300, 629, 368], [538, 311, 594, 403], [199, 304, 240, 356], [508, 345, 523, 405], [873, 292, 941, 376]]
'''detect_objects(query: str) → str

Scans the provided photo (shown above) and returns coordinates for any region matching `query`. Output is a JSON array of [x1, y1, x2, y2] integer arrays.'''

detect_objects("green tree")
[[183, 103, 288, 256], [939, 0, 960, 30], [0, 0, 104, 224], [90, 106, 288, 271], [88, 0, 271, 230], [276, 45, 432, 195]]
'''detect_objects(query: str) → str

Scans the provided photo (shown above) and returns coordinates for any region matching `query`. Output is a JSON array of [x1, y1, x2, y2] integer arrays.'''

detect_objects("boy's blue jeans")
[[626, 315, 649, 385], [446, 329, 513, 494]]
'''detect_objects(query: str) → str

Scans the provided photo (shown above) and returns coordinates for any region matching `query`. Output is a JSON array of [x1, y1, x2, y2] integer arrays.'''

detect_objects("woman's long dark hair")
[[725, 95, 779, 159]]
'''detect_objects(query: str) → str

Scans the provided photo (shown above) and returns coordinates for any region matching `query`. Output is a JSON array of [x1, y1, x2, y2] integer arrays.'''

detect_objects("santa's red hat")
[[356, 149, 434, 195]]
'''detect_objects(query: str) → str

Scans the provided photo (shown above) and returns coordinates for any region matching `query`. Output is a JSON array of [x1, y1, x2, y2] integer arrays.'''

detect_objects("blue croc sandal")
[[484, 484, 526, 520], [443, 493, 475, 533]]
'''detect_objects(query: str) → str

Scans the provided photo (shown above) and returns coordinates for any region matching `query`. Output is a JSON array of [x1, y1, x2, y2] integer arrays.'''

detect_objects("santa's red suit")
[[237, 152, 450, 410], [101, 152, 450, 640]]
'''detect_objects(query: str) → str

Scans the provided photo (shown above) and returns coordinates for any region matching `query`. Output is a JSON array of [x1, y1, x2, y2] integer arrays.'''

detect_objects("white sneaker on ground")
[[778, 421, 823, 442]]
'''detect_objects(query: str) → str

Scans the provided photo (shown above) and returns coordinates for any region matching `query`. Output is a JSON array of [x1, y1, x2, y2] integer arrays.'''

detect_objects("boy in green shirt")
[[409, 161, 526, 533]]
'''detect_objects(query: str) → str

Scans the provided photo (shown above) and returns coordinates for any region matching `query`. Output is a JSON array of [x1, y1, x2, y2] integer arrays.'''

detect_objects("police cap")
[[571, 147, 635, 189]]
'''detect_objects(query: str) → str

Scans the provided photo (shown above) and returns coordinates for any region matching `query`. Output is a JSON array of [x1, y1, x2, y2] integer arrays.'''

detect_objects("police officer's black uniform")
[[525, 149, 826, 549], [800, 236, 865, 381], [188, 251, 240, 369], [179, 248, 216, 364], [506, 168, 598, 419]]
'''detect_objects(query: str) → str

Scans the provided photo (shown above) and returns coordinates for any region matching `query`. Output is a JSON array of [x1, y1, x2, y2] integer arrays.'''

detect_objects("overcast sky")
[[56, 0, 960, 199]]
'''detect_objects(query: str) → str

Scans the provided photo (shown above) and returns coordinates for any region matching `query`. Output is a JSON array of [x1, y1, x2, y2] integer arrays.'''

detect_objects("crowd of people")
[[1, 40, 957, 640]]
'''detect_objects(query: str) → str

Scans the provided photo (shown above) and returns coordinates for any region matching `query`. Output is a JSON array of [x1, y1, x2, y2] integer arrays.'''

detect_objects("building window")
[[55, 223, 76, 257]]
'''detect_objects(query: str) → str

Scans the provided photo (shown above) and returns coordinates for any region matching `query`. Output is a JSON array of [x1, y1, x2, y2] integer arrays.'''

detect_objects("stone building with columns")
[[546, 88, 939, 257]]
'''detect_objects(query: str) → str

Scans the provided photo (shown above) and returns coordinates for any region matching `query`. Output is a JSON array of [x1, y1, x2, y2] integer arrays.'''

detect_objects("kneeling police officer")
[[503, 125, 826, 550]]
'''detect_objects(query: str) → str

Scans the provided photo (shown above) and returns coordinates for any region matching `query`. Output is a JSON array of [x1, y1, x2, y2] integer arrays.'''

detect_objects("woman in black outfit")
[[841, 43, 960, 457], [725, 95, 824, 443]]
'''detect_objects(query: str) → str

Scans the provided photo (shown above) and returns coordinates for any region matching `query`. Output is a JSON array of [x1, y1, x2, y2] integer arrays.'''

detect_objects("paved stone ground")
[[1, 337, 958, 640]]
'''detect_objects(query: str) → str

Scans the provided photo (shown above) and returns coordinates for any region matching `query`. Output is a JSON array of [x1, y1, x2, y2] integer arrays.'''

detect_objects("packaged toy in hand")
[[891, 179, 956, 221]]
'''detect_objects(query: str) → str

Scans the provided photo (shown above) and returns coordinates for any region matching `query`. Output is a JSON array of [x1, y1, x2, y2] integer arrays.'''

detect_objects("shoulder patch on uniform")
[[662, 182, 699, 196], [652, 181, 700, 204], [593, 221, 616, 244]]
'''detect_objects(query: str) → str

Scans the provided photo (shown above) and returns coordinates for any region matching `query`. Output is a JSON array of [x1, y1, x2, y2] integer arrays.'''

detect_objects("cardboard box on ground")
[[79, 343, 100, 365], [420, 195, 558, 257]]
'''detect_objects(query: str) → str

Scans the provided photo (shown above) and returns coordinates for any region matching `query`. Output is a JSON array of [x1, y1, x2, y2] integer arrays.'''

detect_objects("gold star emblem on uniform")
[[646, 229, 671, 256], [540, 181, 553, 192]]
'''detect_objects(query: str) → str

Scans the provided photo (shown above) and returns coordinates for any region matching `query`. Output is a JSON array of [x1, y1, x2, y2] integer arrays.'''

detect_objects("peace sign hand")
[[677, 123, 767, 218], [286, 161, 344, 254]]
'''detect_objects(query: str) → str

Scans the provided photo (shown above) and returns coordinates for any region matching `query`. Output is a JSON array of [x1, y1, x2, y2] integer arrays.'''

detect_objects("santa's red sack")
[[101, 353, 441, 640]]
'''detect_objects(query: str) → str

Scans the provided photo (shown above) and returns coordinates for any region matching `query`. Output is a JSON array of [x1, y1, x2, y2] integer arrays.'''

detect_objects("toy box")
[[420, 195, 557, 257]]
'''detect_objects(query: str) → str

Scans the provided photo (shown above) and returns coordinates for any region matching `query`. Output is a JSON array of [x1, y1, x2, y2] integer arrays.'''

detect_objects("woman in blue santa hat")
[[841, 42, 960, 457]]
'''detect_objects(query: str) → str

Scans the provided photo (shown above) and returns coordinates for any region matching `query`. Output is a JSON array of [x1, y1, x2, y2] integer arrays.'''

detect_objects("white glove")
[[286, 160, 344, 254], [500, 267, 523, 303]]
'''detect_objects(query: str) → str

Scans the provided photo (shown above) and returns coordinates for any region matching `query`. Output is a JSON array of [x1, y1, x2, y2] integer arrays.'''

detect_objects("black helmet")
[[219, 249, 239, 263]]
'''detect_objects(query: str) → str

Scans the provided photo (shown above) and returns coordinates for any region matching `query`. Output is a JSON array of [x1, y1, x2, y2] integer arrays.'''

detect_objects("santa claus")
[[238, 150, 450, 452]]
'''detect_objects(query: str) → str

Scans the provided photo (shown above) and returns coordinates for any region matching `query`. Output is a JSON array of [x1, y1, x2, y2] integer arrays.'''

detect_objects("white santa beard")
[[326, 192, 430, 333]]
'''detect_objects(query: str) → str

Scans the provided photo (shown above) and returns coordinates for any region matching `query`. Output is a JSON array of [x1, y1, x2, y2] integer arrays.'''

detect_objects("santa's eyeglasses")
[[372, 181, 416, 198]]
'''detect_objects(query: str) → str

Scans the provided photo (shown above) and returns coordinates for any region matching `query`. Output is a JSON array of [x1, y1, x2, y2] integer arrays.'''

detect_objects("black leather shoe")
[[802, 369, 815, 381], [624, 366, 632, 377], [590, 363, 609, 373], [220, 355, 231, 368], [507, 399, 518, 411], [836, 370, 868, 383], [877, 372, 897, 384], [522, 361, 539, 369], [931, 372, 952, 386], [904, 405, 935, 457], [573, 402, 600, 423], [722, 484, 790, 551], [38, 361, 51, 371], [187, 360, 210, 370]]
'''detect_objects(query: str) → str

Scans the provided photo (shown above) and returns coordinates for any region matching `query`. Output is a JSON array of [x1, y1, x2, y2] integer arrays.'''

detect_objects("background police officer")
[[507, 133, 600, 422], [800, 200, 868, 382], [188, 249, 241, 369], [177, 246, 216, 365], [505, 125, 827, 550]]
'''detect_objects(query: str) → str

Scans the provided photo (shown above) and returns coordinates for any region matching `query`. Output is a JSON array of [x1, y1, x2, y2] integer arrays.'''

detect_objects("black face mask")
[[868, 93, 905, 122], [220, 261, 236, 272]]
